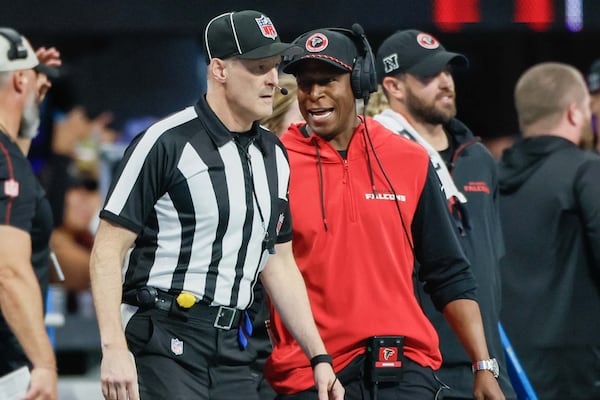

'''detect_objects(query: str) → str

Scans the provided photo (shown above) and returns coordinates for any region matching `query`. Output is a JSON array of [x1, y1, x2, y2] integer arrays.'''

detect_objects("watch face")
[[490, 359, 499, 378]]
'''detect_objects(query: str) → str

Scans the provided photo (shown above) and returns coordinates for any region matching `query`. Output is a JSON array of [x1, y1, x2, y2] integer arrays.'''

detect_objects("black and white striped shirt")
[[100, 96, 292, 310]]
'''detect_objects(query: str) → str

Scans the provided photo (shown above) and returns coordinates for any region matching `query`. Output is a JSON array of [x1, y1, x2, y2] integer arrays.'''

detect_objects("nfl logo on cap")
[[255, 15, 277, 40]]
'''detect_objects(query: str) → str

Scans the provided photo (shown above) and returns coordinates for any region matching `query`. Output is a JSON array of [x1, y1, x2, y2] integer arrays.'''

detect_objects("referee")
[[90, 10, 342, 400]]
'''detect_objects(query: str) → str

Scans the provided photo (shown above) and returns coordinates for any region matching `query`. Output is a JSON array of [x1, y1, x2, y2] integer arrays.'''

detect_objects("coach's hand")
[[314, 363, 344, 400]]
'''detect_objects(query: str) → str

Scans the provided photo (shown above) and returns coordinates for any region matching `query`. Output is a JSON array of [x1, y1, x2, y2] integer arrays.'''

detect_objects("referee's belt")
[[124, 287, 242, 330]]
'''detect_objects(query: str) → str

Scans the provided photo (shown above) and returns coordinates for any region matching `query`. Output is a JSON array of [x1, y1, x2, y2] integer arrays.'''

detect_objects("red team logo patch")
[[305, 33, 329, 52], [379, 347, 397, 361], [463, 181, 491, 194], [375, 346, 402, 367], [255, 15, 278, 39], [416, 33, 440, 49]]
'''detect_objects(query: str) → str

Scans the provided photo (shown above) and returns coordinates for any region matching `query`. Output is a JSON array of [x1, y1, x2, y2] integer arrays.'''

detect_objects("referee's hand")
[[100, 348, 139, 400]]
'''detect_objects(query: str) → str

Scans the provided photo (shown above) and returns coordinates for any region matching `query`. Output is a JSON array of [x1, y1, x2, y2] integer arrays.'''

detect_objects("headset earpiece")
[[329, 24, 377, 104], [351, 23, 378, 103], [0, 28, 29, 61], [350, 54, 365, 100]]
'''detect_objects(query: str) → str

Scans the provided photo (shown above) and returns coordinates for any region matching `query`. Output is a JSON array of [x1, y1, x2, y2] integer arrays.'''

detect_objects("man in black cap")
[[586, 58, 600, 152], [90, 10, 341, 400], [371, 29, 515, 399], [264, 25, 504, 399]]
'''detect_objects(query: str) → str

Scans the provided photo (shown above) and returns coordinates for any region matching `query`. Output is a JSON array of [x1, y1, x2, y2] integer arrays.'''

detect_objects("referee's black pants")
[[125, 307, 259, 400], [276, 354, 448, 400]]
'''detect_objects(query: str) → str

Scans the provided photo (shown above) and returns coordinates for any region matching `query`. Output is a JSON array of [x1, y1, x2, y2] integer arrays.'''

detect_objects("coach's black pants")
[[125, 307, 259, 400], [0, 321, 30, 375], [276, 354, 448, 400]]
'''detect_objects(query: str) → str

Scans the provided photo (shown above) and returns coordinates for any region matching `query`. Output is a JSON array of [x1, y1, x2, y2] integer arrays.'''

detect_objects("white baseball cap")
[[0, 28, 39, 73]]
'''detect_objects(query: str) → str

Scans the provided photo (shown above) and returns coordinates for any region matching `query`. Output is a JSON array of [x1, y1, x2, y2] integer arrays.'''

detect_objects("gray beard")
[[18, 92, 40, 139]]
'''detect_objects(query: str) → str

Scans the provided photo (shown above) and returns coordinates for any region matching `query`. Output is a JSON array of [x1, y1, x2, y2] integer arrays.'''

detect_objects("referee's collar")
[[195, 96, 269, 155]]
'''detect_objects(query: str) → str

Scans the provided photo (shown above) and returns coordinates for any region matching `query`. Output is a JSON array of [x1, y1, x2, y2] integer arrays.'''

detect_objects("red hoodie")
[[265, 117, 445, 393]]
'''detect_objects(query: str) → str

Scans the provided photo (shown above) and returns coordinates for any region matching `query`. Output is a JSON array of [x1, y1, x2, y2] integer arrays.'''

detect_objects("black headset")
[[328, 23, 378, 104], [0, 28, 29, 61]]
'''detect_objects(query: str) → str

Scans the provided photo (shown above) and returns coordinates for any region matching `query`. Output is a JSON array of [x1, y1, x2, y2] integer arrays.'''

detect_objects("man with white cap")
[[90, 10, 341, 400], [0, 27, 61, 400]]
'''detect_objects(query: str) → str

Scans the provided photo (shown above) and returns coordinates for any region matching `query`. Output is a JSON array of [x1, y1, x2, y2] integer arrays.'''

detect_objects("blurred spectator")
[[49, 171, 100, 292], [585, 58, 600, 152], [37, 107, 115, 324], [498, 62, 600, 399], [362, 84, 389, 117], [38, 107, 115, 228], [259, 74, 302, 137], [481, 135, 517, 160]]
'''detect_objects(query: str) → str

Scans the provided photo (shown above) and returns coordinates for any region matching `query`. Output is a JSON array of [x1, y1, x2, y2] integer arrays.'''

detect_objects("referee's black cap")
[[204, 10, 299, 61], [587, 58, 600, 93], [375, 29, 468, 83]]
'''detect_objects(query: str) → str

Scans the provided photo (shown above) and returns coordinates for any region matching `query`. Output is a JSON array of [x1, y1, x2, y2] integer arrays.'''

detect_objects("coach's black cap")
[[204, 10, 296, 60], [587, 58, 600, 93], [282, 29, 358, 75], [375, 29, 468, 82]]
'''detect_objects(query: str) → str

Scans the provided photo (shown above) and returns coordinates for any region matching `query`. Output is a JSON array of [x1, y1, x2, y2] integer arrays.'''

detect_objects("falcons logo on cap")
[[305, 33, 329, 52], [416, 33, 440, 49]]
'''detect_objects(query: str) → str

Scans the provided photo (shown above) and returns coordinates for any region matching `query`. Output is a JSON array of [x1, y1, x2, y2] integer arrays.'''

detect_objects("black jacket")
[[415, 119, 516, 398], [498, 136, 600, 348]]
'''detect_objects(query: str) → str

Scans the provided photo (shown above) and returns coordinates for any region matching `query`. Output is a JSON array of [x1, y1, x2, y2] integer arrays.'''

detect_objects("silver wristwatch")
[[472, 358, 499, 378]]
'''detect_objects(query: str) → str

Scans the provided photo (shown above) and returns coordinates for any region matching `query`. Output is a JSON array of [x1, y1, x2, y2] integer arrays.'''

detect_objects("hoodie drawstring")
[[311, 137, 329, 232], [359, 119, 378, 196]]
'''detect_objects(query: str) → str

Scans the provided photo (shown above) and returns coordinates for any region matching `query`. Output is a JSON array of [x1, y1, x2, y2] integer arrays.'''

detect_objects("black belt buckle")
[[214, 306, 237, 330]]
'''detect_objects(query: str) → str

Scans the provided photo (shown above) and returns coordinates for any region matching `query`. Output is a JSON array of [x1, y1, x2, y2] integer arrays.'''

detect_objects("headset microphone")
[[351, 22, 365, 37], [275, 85, 288, 95]]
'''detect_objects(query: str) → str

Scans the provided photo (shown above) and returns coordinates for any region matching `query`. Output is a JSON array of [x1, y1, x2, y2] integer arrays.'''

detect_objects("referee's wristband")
[[310, 354, 333, 369]]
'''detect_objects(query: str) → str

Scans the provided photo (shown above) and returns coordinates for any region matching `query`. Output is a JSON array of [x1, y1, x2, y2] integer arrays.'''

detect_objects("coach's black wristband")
[[310, 354, 333, 369]]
